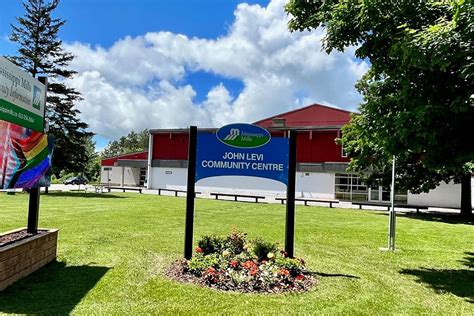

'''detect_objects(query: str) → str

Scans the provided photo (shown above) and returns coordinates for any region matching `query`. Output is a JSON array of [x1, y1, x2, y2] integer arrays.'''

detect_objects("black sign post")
[[184, 126, 197, 259], [27, 188, 40, 234], [285, 130, 297, 258]]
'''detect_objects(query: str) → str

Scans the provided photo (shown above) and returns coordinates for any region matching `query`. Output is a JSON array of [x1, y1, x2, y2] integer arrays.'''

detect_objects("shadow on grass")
[[460, 252, 474, 268], [400, 253, 474, 303], [0, 261, 110, 315], [374, 211, 473, 225], [311, 272, 360, 279], [44, 192, 127, 199]]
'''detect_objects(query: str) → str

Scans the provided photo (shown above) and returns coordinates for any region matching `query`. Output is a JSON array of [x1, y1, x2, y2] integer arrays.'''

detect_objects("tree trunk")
[[460, 173, 472, 218], [44, 186, 49, 194]]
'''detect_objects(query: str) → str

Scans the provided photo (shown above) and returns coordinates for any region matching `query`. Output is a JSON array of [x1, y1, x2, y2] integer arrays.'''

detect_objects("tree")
[[286, 0, 473, 217], [83, 136, 101, 182], [9, 0, 93, 177], [101, 129, 149, 158]]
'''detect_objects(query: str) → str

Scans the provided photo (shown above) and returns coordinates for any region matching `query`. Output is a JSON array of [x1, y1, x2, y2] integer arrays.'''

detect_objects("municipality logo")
[[32, 85, 42, 110], [217, 123, 271, 148], [224, 128, 240, 141]]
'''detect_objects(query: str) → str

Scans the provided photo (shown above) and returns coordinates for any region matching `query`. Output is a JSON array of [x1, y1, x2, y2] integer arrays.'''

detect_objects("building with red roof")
[[101, 103, 465, 208], [145, 103, 368, 201]]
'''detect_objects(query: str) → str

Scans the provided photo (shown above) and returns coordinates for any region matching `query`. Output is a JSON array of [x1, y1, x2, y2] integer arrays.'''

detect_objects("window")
[[341, 146, 348, 158], [336, 173, 407, 203], [335, 173, 368, 201]]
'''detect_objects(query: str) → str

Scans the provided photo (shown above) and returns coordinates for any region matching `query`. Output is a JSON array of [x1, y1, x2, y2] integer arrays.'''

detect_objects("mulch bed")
[[166, 259, 316, 294], [0, 229, 45, 248]]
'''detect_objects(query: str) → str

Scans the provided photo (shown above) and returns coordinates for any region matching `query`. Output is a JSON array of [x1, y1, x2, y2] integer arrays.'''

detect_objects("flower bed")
[[167, 229, 315, 293]]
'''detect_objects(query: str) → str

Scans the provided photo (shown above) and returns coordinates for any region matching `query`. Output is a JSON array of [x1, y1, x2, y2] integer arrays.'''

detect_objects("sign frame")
[[184, 125, 297, 259]]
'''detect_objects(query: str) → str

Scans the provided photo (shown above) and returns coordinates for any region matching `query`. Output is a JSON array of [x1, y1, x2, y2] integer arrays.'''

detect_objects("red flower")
[[230, 260, 239, 268], [278, 268, 290, 276], [295, 274, 305, 281], [242, 260, 257, 270], [249, 268, 258, 276], [206, 267, 216, 275], [195, 247, 203, 253]]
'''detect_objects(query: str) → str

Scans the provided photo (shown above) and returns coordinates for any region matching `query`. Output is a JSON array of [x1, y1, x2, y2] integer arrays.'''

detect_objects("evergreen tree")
[[9, 0, 93, 177]]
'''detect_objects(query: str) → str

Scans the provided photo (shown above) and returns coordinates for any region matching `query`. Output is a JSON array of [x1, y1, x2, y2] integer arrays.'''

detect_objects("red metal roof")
[[101, 151, 148, 166], [254, 103, 352, 128]]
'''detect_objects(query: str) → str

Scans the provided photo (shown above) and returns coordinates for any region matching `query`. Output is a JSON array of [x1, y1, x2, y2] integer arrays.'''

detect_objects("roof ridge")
[[253, 103, 353, 124], [102, 151, 148, 159]]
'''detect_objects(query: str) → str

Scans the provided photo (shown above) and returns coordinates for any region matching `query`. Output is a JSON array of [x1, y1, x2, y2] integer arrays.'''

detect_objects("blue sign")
[[196, 124, 289, 185]]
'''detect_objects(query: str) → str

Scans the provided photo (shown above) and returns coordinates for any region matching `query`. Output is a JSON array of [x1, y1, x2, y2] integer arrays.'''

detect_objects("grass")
[[0, 192, 473, 315]]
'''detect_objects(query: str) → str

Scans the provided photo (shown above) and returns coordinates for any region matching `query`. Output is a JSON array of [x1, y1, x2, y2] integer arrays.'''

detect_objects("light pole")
[[381, 155, 396, 251]]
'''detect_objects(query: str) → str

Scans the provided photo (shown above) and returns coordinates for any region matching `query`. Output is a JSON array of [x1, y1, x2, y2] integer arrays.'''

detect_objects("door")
[[139, 168, 147, 187], [369, 186, 391, 202]]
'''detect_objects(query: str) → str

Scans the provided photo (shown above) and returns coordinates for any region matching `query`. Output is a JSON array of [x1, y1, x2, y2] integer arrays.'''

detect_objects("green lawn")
[[0, 192, 473, 315]]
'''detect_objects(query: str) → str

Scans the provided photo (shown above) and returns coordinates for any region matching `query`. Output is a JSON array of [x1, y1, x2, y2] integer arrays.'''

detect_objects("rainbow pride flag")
[[0, 121, 53, 189]]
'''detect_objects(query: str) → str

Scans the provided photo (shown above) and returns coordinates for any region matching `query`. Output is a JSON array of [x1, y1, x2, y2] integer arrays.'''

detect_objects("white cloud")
[[65, 0, 369, 139]]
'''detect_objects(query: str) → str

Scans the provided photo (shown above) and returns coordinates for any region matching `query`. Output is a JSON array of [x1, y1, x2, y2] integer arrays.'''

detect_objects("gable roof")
[[253, 103, 353, 128]]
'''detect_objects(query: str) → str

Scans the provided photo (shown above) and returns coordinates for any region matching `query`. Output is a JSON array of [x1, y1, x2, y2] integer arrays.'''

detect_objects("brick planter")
[[0, 228, 58, 291]]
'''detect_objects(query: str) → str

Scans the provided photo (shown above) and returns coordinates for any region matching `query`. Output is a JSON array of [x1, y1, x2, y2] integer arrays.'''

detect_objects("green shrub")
[[51, 175, 61, 184], [187, 253, 221, 275], [197, 235, 226, 255], [274, 257, 305, 275], [252, 238, 277, 261], [225, 228, 247, 254]]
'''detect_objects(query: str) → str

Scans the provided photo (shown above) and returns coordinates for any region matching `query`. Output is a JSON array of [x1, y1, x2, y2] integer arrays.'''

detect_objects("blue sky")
[[1, 0, 366, 151]]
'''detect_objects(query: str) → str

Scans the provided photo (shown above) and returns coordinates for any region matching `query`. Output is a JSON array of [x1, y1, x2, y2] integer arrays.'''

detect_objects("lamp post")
[[381, 155, 396, 251]]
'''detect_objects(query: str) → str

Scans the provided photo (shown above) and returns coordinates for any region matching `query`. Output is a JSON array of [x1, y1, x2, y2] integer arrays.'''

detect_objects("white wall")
[[100, 166, 140, 186], [149, 167, 474, 207], [150, 167, 335, 198], [408, 181, 462, 208], [296, 172, 335, 199], [151, 167, 188, 189], [123, 167, 140, 186], [100, 166, 122, 185]]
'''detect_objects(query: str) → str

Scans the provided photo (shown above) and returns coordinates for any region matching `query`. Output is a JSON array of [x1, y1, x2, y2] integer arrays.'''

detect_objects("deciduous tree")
[[101, 129, 149, 158], [286, 0, 473, 216]]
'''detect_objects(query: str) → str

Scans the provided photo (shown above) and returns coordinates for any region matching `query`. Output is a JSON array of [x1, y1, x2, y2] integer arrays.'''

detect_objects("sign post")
[[184, 126, 197, 260], [184, 123, 297, 259], [285, 130, 297, 258]]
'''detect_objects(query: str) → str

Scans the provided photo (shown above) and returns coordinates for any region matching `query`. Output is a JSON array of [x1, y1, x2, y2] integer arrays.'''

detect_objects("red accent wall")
[[151, 130, 348, 163], [296, 131, 349, 163], [101, 152, 148, 166], [152, 133, 189, 160]]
